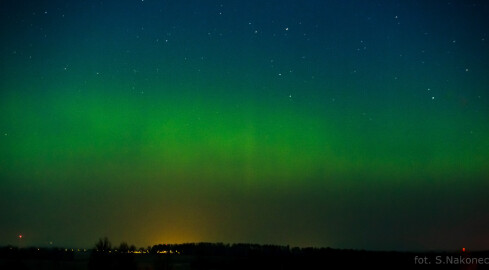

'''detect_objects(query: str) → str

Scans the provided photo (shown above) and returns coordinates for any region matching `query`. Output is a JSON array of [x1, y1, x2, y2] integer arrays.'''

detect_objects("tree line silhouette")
[[1, 238, 484, 270]]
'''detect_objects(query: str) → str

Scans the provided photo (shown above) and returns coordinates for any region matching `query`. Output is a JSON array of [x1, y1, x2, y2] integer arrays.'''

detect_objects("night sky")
[[1, 0, 489, 251]]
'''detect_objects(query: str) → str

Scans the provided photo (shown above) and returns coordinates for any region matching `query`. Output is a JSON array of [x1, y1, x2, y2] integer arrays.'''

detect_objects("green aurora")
[[1, 0, 489, 250]]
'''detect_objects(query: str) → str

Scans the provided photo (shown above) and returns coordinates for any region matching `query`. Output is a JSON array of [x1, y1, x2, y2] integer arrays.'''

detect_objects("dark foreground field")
[[1, 244, 488, 270]]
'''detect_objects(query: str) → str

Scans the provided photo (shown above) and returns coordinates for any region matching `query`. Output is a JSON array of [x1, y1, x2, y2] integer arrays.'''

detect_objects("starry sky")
[[1, 0, 489, 251]]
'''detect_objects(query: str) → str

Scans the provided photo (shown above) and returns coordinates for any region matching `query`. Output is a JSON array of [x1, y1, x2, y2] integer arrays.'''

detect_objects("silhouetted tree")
[[95, 237, 111, 253], [119, 242, 129, 253], [89, 237, 113, 270]]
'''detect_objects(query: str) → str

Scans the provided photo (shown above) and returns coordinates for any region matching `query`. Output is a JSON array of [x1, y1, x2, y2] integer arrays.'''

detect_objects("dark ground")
[[1, 244, 488, 270]]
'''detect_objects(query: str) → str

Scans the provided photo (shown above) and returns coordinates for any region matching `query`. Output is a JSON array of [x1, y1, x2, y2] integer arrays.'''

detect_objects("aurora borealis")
[[1, 0, 489, 251]]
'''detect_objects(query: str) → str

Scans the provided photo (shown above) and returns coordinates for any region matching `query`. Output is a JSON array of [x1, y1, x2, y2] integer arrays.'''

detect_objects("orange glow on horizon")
[[150, 224, 206, 246]]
